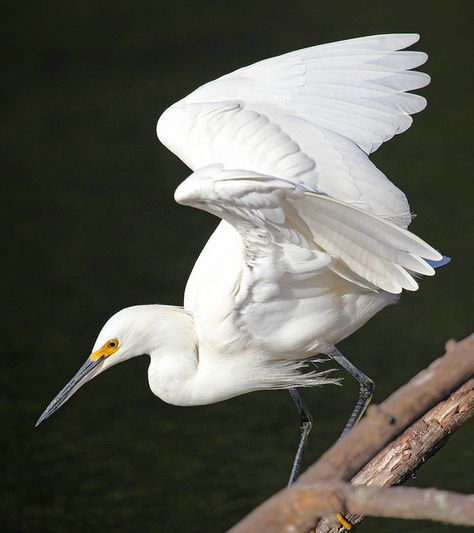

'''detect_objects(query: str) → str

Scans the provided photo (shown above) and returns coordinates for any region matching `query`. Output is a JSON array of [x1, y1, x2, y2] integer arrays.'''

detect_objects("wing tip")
[[416, 72, 431, 89], [329, 32, 422, 50], [412, 51, 429, 69], [400, 32, 421, 47], [414, 95, 428, 113], [375, 32, 421, 49]]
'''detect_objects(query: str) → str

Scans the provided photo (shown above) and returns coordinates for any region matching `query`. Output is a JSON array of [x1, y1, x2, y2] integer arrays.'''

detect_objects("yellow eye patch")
[[90, 338, 120, 361]]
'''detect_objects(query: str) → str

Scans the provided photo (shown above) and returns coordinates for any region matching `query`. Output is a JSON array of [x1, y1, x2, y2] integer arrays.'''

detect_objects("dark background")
[[3, 1, 473, 531]]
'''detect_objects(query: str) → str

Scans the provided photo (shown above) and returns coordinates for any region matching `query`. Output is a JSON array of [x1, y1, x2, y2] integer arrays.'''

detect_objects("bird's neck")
[[146, 306, 260, 406], [147, 306, 329, 406], [147, 306, 201, 405]]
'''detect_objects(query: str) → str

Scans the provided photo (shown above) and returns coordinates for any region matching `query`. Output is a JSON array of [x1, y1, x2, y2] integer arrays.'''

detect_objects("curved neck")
[[145, 307, 258, 406], [146, 306, 200, 405]]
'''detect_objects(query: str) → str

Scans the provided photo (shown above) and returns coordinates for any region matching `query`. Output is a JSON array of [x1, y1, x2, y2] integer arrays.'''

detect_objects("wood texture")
[[228, 334, 474, 532], [316, 378, 474, 532]]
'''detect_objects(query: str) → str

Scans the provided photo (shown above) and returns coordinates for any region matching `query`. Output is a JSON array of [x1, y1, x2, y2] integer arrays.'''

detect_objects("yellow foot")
[[336, 512, 352, 530]]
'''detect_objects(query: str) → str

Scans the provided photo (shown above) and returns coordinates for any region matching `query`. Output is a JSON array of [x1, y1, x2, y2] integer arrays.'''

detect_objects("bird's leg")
[[287, 388, 313, 486], [324, 348, 375, 531], [327, 347, 374, 438]]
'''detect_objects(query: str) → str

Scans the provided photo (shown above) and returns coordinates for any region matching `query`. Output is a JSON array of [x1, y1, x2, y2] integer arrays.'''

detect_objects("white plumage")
[[37, 35, 445, 446], [157, 33, 430, 227]]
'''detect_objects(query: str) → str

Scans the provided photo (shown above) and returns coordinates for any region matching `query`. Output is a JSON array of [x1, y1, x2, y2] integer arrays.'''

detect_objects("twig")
[[228, 334, 474, 532], [253, 482, 474, 530]]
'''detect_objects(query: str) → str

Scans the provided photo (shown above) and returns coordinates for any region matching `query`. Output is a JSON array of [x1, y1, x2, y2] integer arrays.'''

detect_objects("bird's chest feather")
[[186, 222, 394, 359]]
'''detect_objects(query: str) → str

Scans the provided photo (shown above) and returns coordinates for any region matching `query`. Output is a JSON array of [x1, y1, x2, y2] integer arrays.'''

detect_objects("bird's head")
[[35, 305, 161, 427]]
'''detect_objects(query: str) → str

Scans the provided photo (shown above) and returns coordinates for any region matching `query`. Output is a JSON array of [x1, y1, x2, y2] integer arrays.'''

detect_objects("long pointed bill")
[[35, 357, 104, 427]]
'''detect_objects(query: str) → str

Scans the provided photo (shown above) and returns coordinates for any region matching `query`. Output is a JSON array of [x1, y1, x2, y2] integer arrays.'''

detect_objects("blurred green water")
[[2, 1, 473, 531]]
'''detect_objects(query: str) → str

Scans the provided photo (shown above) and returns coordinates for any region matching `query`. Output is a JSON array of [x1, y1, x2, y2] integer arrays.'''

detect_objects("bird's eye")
[[107, 339, 119, 349]]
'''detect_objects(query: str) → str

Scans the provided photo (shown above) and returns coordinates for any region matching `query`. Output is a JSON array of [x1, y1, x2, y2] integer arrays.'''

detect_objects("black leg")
[[287, 388, 313, 486], [327, 347, 374, 438]]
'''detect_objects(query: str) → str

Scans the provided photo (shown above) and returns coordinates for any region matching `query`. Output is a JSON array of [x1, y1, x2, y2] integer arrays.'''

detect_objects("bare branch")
[[316, 378, 474, 532], [229, 334, 474, 533], [262, 482, 474, 530]]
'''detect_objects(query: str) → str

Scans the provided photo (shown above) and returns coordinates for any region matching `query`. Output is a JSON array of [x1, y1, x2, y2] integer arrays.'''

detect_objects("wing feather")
[[158, 33, 430, 226], [175, 168, 441, 295], [182, 33, 428, 154]]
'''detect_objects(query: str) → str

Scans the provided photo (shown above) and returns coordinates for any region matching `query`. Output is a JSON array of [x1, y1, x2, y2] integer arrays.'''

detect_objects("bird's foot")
[[336, 512, 352, 530]]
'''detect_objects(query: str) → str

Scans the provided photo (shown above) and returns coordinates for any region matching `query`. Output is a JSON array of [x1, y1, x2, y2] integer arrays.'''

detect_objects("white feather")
[[39, 34, 446, 421], [175, 167, 441, 296]]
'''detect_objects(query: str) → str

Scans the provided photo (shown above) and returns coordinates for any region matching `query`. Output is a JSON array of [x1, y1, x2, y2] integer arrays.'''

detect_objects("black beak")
[[35, 357, 104, 427]]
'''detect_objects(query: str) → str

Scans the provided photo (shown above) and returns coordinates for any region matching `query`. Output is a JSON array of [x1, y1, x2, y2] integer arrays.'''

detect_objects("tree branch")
[[266, 483, 474, 528], [316, 378, 474, 532], [228, 334, 474, 532]]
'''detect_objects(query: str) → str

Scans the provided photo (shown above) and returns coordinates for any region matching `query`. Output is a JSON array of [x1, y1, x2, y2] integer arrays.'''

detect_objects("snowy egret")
[[37, 34, 448, 487]]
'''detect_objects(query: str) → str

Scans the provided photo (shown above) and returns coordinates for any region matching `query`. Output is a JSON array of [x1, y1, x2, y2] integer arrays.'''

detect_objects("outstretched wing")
[[158, 33, 429, 225], [175, 166, 441, 296]]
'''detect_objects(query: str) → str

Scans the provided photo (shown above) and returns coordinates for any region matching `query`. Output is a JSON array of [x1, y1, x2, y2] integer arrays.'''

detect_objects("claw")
[[336, 512, 352, 530]]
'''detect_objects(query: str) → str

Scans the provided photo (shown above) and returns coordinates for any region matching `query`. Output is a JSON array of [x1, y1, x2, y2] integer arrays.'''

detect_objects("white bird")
[[37, 33, 448, 486]]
